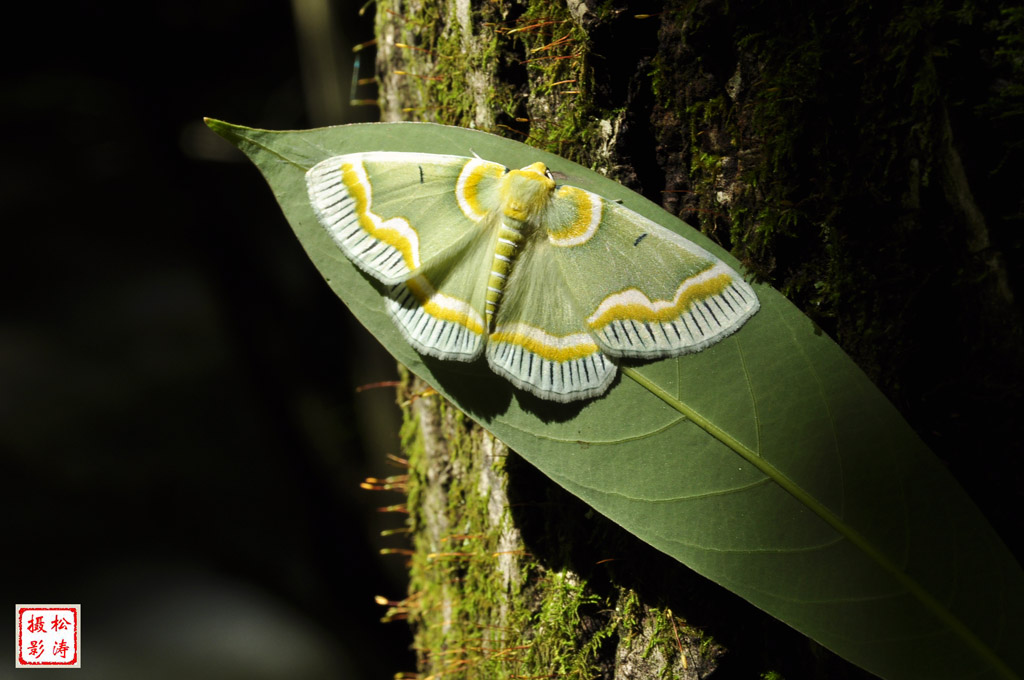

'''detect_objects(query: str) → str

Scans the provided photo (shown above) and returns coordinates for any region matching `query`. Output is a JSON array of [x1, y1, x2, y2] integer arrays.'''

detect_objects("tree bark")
[[373, 1, 1024, 677]]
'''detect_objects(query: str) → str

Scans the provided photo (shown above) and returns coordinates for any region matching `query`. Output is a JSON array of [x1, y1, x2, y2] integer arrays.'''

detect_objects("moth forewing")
[[547, 195, 760, 359], [305, 152, 759, 402]]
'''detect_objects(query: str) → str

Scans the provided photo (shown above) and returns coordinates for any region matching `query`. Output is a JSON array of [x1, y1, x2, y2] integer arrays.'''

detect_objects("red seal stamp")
[[16, 605, 81, 668]]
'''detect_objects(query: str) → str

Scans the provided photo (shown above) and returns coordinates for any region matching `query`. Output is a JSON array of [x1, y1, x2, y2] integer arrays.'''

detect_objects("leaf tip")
[[203, 117, 235, 139]]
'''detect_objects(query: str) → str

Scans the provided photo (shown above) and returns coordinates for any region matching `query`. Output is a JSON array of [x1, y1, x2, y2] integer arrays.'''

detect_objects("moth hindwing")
[[306, 151, 759, 403]]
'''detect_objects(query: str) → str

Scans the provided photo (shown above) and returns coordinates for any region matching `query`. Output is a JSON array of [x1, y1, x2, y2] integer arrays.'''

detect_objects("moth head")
[[501, 162, 556, 220]]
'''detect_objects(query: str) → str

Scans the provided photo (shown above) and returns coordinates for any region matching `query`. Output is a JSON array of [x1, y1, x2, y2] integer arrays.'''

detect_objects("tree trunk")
[[373, 1, 1024, 678]]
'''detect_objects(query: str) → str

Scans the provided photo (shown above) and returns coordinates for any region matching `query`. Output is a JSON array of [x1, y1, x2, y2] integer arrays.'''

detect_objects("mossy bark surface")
[[373, 1, 1023, 678]]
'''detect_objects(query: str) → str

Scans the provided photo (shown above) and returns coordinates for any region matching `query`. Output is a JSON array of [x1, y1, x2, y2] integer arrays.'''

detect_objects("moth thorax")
[[485, 220, 525, 328], [500, 162, 555, 221]]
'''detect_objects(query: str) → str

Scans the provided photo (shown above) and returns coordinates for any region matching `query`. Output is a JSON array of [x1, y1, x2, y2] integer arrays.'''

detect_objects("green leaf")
[[206, 118, 1024, 680]]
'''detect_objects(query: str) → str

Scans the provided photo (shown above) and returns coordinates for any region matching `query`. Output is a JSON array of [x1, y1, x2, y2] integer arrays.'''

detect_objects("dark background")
[[3, 2, 416, 678], [4, 1, 1024, 679]]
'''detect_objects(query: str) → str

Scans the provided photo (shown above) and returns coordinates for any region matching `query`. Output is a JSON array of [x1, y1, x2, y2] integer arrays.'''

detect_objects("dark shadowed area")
[[2, 2, 414, 678]]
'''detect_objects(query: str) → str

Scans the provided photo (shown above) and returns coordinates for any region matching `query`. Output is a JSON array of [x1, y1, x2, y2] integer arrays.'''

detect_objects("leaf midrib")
[[621, 364, 1017, 680], [206, 117, 1018, 680], [205, 118, 311, 171]]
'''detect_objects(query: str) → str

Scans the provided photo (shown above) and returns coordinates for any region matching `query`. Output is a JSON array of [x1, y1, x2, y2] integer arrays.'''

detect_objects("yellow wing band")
[[387, 274, 485, 361], [588, 269, 733, 329], [456, 159, 506, 222], [547, 186, 602, 247], [340, 162, 421, 271], [406, 275, 485, 336], [486, 323, 616, 403], [587, 262, 759, 358], [490, 323, 600, 363]]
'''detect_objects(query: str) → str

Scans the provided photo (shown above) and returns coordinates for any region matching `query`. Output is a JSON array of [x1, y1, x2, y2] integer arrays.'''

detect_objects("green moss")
[[393, 367, 713, 678], [378, 3, 726, 676], [642, 0, 1024, 393], [378, 2, 1024, 676], [508, 3, 595, 162], [379, 0, 618, 166]]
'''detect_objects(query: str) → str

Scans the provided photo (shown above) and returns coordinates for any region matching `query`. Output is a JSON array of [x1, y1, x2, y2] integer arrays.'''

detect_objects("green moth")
[[306, 152, 759, 402]]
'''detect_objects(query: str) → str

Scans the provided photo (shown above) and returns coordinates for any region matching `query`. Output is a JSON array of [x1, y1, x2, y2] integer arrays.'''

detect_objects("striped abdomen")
[[485, 220, 524, 328]]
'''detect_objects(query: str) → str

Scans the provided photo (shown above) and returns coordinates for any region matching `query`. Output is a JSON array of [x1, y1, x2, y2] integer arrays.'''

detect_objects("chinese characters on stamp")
[[16, 605, 81, 668]]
